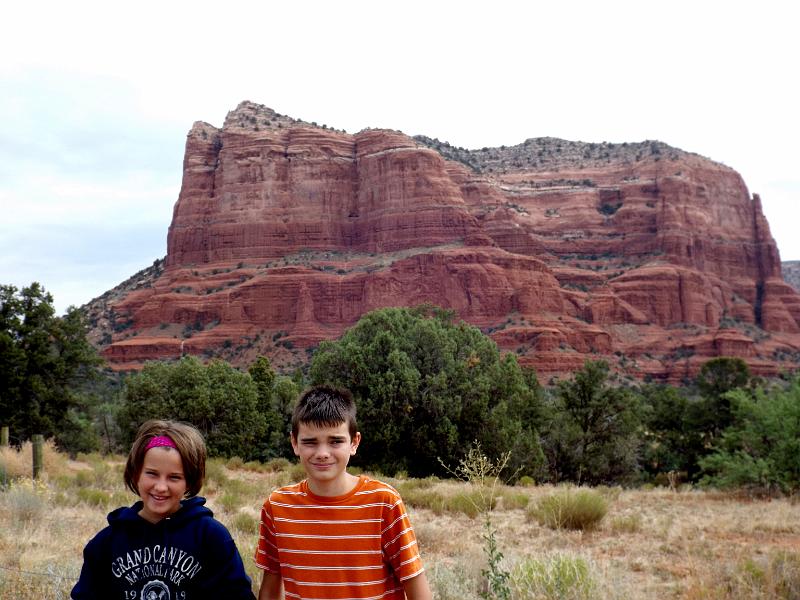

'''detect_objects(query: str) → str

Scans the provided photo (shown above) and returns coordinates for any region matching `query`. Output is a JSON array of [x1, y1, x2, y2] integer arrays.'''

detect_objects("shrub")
[[231, 511, 259, 534], [218, 491, 242, 512], [510, 554, 597, 600], [529, 489, 608, 530], [428, 562, 481, 600], [609, 513, 642, 534], [2, 478, 47, 525], [397, 487, 446, 513], [226, 456, 245, 470], [597, 202, 621, 216], [447, 490, 487, 518], [287, 461, 307, 483], [77, 487, 111, 507], [594, 485, 622, 502], [499, 490, 530, 510], [205, 459, 229, 485], [243, 460, 268, 473], [264, 457, 291, 472]]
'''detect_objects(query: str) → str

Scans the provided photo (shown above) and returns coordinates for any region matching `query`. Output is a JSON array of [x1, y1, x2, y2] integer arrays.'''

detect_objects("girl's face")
[[136, 446, 187, 523]]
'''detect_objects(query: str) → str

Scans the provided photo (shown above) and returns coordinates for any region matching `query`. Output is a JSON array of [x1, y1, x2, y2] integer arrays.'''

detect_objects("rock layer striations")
[[94, 101, 800, 380]]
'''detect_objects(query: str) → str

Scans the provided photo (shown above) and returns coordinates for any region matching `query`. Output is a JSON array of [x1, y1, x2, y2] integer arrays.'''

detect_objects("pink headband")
[[145, 435, 177, 451]]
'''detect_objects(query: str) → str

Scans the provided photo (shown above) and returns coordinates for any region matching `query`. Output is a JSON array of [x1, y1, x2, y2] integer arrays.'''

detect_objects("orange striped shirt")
[[255, 475, 424, 600]]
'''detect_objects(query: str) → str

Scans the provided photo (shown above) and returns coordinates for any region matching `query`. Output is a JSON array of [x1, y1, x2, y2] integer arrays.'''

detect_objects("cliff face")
[[95, 101, 800, 380]]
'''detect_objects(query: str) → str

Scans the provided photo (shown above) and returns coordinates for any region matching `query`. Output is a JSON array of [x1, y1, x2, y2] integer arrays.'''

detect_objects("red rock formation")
[[97, 101, 800, 380]]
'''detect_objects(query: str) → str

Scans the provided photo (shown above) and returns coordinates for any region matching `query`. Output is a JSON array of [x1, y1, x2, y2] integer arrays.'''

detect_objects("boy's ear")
[[290, 433, 300, 456], [350, 431, 361, 455]]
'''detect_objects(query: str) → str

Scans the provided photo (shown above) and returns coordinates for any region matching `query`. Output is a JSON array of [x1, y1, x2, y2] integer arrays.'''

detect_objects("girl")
[[72, 420, 256, 599]]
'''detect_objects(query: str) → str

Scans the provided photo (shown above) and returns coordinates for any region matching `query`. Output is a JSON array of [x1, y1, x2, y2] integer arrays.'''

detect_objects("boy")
[[255, 385, 432, 600]]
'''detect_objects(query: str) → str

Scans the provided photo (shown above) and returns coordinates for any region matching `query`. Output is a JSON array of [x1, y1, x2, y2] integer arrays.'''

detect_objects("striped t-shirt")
[[255, 474, 425, 600]]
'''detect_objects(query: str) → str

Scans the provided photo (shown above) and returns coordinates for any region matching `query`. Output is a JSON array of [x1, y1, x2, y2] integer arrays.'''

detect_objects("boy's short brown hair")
[[123, 420, 207, 497], [292, 385, 358, 439]]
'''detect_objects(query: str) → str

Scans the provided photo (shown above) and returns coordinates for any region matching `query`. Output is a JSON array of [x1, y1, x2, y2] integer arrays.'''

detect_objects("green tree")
[[700, 378, 800, 494], [309, 306, 545, 478], [696, 356, 751, 401], [0, 283, 101, 448], [119, 356, 269, 459], [685, 357, 752, 479], [249, 356, 298, 459], [640, 384, 691, 476], [543, 360, 643, 485]]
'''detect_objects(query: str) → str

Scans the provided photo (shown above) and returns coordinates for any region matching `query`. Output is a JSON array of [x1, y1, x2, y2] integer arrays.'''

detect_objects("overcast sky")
[[2, 0, 798, 313]]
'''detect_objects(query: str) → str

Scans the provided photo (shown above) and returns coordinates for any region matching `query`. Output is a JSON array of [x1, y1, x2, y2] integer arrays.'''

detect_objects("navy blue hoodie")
[[71, 496, 255, 599]]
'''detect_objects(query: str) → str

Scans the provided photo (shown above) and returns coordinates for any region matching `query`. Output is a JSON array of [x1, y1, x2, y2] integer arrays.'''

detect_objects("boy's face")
[[291, 421, 361, 495]]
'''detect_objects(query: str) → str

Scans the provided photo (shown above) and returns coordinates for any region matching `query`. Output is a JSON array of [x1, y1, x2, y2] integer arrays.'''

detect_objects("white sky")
[[2, 0, 798, 313]]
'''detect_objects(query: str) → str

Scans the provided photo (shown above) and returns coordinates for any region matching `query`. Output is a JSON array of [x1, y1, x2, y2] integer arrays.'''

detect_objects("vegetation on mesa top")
[[3, 283, 800, 494], [413, 135, 691, 174]]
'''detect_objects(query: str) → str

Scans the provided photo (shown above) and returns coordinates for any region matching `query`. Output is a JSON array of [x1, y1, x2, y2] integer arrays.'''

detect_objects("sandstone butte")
[[86, 101, 800, 382]]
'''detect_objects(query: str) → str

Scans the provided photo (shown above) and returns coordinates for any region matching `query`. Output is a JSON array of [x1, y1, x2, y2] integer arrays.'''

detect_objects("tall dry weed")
[[684, 551, 800, 599], [1, 439, 66, 480], [428, 561, 482, 600], [510, 553, 598, 600], [0, 565, 74, 599]]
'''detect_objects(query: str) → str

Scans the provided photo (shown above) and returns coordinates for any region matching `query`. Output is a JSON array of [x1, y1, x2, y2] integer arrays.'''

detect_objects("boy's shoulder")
[[266, 480, 306, 504], [265, 475, 404, 506], [357, 475, 404, 501]]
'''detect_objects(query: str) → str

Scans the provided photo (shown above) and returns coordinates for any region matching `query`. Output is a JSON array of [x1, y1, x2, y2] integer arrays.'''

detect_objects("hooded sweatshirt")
[[71, 496, 255, 600]]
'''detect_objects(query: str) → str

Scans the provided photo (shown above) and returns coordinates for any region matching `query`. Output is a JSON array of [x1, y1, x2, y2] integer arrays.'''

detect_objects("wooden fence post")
[[0, 427, 9, 486], [32, 434, 44, 479]]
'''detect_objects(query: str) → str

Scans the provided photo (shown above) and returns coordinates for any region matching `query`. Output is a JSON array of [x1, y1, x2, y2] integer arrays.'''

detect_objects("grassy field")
[[1, 442, 799, 599]]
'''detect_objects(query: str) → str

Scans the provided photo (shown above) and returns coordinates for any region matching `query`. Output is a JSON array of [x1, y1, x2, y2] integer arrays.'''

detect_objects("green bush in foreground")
[[529, 489, 608, 531], [510, 553, 597, 600]]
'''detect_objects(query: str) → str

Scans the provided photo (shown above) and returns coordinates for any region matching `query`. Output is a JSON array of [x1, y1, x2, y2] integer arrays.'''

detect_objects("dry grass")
[[2, 451, 800, 599], [0, 439, 69, 480]]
